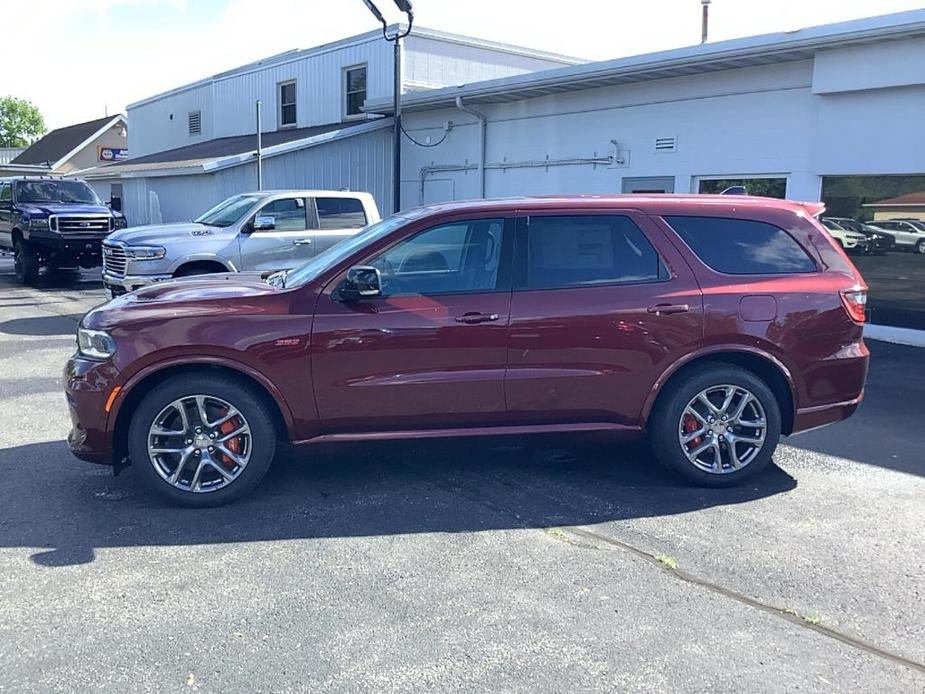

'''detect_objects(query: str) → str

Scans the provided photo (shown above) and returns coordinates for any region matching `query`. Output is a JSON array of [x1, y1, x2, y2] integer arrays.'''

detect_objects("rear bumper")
[[792, 395, 863, 434]]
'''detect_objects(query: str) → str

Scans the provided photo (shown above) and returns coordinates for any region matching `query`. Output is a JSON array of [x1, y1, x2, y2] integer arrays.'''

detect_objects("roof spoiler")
[[801, 201, 826, 218]]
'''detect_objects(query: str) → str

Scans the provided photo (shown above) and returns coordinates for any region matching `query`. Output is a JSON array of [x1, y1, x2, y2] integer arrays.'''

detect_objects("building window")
[[279, 81, 297, 127], [344, 65, 367, 119], [188, 111, 201, 136], [698, 177, 787, 198]]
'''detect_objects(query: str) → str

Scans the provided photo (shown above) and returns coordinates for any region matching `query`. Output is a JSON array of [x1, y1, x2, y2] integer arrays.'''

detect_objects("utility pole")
[[256, 100, 263, 191], [701, 0, 711, 44], [362, 0, 414, 214]]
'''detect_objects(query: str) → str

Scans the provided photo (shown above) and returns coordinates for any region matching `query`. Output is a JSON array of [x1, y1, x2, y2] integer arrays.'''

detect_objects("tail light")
[[840, 288, 867, 324]]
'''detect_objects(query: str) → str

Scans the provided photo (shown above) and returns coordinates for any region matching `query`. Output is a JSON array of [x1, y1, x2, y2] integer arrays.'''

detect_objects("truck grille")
[[53, 215, 112, 234], [102, 242, 127, 277]]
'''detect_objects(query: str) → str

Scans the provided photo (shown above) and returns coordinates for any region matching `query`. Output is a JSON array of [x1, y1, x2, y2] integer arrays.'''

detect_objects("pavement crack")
[[560, 525, 925, 676]]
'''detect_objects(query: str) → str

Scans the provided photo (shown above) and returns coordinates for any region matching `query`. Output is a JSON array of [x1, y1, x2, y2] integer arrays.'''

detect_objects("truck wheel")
[[916, 240, 925, 255], [13, 238, 39, 284]]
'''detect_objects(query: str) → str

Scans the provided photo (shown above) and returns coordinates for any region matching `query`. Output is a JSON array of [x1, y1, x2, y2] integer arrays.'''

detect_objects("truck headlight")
[[77, 327, 117, 360], [124, 245, 166, 260], [113, 216, 128, 229], [29, 217, 49, 230]]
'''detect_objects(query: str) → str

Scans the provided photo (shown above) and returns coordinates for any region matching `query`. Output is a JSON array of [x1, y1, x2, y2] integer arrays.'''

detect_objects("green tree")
[[0, 96, 46, 147]]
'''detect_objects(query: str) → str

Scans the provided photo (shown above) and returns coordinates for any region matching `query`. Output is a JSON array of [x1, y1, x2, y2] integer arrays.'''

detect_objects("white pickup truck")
[[101, 190, 380, 296]]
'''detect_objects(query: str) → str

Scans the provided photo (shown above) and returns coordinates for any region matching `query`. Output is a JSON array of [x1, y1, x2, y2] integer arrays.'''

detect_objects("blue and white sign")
[[98, 147, 129, 162]]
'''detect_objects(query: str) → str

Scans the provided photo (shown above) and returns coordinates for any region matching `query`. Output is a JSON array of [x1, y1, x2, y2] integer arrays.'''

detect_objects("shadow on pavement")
[[0, 436, 796, 568], [0, 314, 84, 336], [785, 340, 923, 477]]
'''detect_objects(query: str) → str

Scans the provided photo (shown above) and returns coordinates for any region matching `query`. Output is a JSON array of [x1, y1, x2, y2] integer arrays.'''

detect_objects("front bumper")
[[29, 232, 105, 261], [64, 355, 120, 464], [102, 271, 173, 294]]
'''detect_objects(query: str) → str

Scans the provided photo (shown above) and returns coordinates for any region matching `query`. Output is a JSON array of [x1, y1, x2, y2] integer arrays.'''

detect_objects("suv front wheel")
[[13, 238, 39, 284], [127, 374, 277, 506], [650, 365, 782, 486]]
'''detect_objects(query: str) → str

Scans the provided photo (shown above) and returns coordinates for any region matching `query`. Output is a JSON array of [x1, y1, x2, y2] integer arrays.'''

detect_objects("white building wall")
[[403, 35, 577, 89], [398, 61, 821, 207], [127, 83, 214, 158]]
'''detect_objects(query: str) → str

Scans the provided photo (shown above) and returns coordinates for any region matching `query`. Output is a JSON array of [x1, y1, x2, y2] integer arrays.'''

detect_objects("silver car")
[[102, 190, 380, 296]]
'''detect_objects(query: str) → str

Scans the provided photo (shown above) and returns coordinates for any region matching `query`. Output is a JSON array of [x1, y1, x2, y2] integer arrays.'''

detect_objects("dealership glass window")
[[279, 81, 297, 127], [522, 215, 667, 290], [821, 174, 925, 330], [344, 65, 367, 118], [315, 197, 367, 229], [698, 177, 787, 198], [256, 198, 307, 231], [665, 216, 816, 275], [369, 218, 506, 296]]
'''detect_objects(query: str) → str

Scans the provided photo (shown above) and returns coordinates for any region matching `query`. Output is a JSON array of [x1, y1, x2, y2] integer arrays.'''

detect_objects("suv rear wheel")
[[127, 374, 277, 507], [650, 365, 781, 486], [915, 239, 925, 255], [13, 238, 39, 284]]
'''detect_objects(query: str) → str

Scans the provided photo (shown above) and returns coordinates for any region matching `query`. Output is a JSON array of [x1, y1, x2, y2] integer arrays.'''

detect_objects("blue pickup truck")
[[0, 176, 127, 284]]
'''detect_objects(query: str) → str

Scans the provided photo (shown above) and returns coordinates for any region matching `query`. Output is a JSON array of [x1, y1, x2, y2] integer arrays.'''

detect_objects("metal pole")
[[392, 36, 402, 213], [701, 0, 711, 44], [256, 100, 263, 191]]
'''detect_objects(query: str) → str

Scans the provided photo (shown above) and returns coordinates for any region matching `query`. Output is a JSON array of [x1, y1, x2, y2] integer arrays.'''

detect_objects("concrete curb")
[[864, 323, 925, 348]]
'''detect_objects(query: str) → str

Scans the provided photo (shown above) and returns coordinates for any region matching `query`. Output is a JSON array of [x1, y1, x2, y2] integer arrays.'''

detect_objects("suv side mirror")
[[109, 196, 123, 212], [253, 215, 276, 231], [341, 266, 382, 301]]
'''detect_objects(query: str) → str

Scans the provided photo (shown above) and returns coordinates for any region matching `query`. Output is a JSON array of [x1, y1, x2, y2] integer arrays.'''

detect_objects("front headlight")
[[124, 245, 166, 260], [29, 217, 49, 230], [77, 327, 117, 360], [113, 216, 128, 229]]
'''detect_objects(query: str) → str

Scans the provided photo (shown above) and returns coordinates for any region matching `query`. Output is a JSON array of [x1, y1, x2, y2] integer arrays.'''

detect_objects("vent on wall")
[[188, 111, 202, 136], [655, 136, 676, 153]]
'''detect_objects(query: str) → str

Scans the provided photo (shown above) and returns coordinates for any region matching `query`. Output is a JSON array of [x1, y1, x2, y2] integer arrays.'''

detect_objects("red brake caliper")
[[217, 407, 242, 468], [682, 414, 702, 449]]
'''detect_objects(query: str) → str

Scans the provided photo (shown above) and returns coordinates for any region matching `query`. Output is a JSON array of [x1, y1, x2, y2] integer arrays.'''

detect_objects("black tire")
[[649, 365, 782, 487], [127, 373, 277, 507], [916, 240, 925, 255], [13, 237, 39, 284]]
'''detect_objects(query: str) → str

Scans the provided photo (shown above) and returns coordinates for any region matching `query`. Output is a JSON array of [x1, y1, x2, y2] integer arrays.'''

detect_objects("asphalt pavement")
[[0, 259, 923, 693]]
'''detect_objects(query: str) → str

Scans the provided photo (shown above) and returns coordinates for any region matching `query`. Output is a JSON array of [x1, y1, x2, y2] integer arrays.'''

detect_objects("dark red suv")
[[65, 195, 870, 506]]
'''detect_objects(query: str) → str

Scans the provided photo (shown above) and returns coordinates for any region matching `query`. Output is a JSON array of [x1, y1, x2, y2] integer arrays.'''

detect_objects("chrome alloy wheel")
[[147, 395, 252, 493], [678, 384, 767, 474]]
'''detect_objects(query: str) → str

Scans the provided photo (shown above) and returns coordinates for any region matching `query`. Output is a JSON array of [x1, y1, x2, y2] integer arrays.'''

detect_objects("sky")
[[3, 0, 924, 132]]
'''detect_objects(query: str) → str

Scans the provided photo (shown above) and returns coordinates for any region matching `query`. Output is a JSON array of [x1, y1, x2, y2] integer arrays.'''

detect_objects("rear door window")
[[315, 197, 368, 229], [664, 216, 816, 275], [520, 215, 667, 290]]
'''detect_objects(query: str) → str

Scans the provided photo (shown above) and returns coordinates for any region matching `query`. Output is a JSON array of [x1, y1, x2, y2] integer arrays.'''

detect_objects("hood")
[[18, 202, 112, 217], [84, 272, 279, 330], [106, 222, 228, 246]]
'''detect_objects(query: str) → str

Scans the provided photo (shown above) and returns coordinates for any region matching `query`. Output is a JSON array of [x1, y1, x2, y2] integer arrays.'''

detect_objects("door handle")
[[292, 239, 312, 246], [647, 303, 690, 316], [454, 312, 500, 324]]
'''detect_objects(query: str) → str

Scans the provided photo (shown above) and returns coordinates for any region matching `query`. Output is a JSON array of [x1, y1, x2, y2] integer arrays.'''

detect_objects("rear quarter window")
[[315, 197, 368, 230], [664, 215, 816, 275]]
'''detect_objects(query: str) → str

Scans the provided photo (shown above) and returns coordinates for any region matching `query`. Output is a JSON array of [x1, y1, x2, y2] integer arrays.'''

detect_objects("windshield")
[[16, 179, 100, 204], [195, 194, 262, 227], [285, 214, 409, 288]]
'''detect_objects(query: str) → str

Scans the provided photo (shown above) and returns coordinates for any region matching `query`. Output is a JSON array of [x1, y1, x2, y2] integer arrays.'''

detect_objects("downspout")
[[455, 96, 486, 198]]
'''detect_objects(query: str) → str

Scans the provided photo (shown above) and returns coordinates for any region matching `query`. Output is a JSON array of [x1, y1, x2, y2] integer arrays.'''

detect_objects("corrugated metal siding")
[[0, 148, 24, 165], [128, 83, 214, 157], [115, 127, 392, 225], [403, 36, 573, 88], [215, 127, 393, 215], [213, 39, 392, 139]]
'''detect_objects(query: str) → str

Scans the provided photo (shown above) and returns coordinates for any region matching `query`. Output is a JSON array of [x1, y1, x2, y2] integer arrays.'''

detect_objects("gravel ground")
[[0, 260, 922, 693]]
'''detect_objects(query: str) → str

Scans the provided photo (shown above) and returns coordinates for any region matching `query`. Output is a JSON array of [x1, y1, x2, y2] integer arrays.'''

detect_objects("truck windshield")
[[16, 180, 100, 204], [285, 214, 409, 288], [195, 194, 262, 227]]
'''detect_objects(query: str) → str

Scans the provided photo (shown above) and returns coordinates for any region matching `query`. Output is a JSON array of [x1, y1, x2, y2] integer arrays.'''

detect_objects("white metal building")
[[80, 25, 580, 223], [362, 10, 925, 210]]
